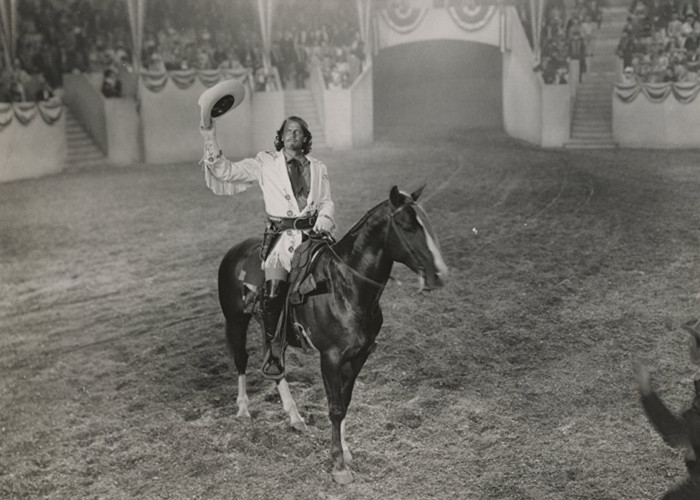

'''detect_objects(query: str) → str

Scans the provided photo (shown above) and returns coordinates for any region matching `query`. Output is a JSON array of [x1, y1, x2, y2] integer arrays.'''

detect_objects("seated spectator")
[[34, 74, 54, 101], [7, 78, 26, 102], [668, 11, 683, 43], [193, 49, 211, 70], [620, 65, 638, 84], [327, 67, 343, 90], [147, 53, 166, 73], [687, 45, 700, 71], [218, 50, 244, 71], [101, 68, 122, 98], [681, 12, 697, 41], [674, 62, 698, 81]]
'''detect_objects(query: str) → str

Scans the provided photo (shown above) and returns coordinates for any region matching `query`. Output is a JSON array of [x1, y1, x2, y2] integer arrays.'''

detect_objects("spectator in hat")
[[620, 65, 638, 84], [34, 74, 54, 101], [101, 68, 122, 98], [617, 30, 638, 68]]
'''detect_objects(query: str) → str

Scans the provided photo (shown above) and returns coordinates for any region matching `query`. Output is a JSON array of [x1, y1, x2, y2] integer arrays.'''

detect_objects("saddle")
[[288, 236, 332, 305], [238, 235, 333, 349]]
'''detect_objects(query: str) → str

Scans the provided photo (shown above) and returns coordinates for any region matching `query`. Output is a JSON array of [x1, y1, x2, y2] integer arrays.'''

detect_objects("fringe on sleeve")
[[202, 162, 254, 196]]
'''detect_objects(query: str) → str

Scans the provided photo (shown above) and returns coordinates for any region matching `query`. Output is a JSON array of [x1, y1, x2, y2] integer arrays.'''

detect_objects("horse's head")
[[386, 185, 448, 291]]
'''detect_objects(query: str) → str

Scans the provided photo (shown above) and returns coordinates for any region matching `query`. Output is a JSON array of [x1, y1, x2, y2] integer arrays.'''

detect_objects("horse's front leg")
[[321, 351, 353, 484], [276, 378, 307, 431], [337, 343, 374, 465]]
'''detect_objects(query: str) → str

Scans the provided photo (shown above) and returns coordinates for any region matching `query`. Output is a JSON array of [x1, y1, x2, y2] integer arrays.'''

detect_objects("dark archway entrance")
[[373, 40, 503, 137]]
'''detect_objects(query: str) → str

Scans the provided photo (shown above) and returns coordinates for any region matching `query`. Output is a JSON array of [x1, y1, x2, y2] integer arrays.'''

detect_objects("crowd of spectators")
[[529, 0, 604, 84], [0, 0, 365, 102], [617, 0, 700, 83]]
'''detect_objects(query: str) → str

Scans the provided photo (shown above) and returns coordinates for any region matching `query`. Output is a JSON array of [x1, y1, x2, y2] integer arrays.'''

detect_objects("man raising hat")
[[199, 80, 336, 380]]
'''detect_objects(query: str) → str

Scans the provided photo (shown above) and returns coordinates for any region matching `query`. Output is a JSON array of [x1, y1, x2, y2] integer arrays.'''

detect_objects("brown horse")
[[217, 185, 448, 484]]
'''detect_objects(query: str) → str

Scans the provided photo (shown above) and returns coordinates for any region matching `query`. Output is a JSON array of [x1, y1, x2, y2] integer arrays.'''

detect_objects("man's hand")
[[633, 358, 653, 396], [313, 214, 335, 234], [199, 122, 216, 139], [199, 123, 222, 164]]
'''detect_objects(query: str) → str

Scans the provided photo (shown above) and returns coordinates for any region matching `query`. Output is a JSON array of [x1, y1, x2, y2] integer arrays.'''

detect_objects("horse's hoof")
[[331, 468, 354, 485], [236, 408, 251, 419], [291, 420, 307, 432]]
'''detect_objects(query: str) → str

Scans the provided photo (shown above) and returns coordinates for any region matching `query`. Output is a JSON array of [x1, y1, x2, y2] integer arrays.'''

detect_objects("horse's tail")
[[218, 237, 261, 322], [218, 237, 261, 375]]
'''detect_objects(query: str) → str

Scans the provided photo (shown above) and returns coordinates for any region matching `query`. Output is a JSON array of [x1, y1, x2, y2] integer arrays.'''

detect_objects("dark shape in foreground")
[[634, 320, 700, 499]]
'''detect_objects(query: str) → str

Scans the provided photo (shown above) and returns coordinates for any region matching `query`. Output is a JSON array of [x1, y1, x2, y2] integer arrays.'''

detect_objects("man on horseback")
[[200, 110, 336, 379]]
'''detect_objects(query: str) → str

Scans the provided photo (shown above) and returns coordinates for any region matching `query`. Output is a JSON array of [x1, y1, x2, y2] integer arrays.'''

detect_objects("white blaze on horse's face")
[[414, 204, 449, 281]]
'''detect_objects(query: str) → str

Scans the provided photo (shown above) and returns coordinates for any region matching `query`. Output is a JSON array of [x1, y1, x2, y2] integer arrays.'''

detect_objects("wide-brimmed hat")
[[198, 79, 246, 128]]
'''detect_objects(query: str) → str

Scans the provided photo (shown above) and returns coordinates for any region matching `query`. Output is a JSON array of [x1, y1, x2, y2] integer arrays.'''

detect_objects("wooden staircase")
[[65, 109, 107, 168], [566, 0, 628, 149], [284, 90, 326, 148]]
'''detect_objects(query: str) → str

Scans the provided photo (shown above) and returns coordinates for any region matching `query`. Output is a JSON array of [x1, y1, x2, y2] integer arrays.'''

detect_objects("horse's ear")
[[411, 184, 426, 201], [389, 186, 401, 207]]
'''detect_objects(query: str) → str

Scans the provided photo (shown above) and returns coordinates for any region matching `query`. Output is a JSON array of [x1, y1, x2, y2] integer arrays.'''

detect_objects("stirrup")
[[261, 348, 285, 380]]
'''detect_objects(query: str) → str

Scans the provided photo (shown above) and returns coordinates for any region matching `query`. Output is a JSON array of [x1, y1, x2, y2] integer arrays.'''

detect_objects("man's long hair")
[[274, 116, 313, 155]]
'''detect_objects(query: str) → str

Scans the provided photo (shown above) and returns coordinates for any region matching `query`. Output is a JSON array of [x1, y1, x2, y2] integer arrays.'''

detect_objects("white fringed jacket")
[[202, 149, 335, 271]]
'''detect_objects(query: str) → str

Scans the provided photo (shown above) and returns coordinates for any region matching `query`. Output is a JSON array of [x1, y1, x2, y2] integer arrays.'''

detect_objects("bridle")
[[325, 198, 428, 290], [383, 200, 428, 280]]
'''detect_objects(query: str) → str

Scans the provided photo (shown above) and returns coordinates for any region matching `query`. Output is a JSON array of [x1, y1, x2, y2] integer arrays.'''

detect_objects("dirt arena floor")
[[2, 129, 700, 499]]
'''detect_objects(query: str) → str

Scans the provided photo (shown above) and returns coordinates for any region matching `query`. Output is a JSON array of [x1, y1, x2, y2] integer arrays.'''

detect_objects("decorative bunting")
[[197, 69, 224, 88], [642, 82, 673, 102], [672, 81, 700, 103], [222, 68, 253, 82], [614, 82, 700, 103], [614, 82, 642, 103], [141, 70, 169, 92], [141, 68, 252, 93], [12, 101, 37, 125], [37, 97, 63, 125], [0, 102, 12, 130], [170, 69, 197, 89], [380, 0, 428, 34], [0, 99, 65, 131], [446, 0, 497, 32]]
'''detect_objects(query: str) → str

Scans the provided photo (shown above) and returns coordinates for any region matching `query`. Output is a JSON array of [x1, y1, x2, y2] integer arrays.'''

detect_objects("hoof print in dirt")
[[183, 409, 202, 422], [397, 411, 422, 429]]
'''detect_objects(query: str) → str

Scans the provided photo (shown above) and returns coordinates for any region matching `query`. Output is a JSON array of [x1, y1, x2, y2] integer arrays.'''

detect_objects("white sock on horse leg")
[[277, 379, 305, 428], [236, 375, 251, 418], [341, 417, 352, 463]]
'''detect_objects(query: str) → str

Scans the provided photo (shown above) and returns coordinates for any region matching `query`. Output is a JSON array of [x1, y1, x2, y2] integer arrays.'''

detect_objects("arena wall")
[[324, 90, 352, 149], [0, 110, 66, 184], [613, 92, 700, 148], [501, 6, 572, 148], [104, 99, 141, 165], [373, 40, 503, 135], [502, 9, 542, 145], [139, 79, 254, 164], [351, 65, 374, 148]]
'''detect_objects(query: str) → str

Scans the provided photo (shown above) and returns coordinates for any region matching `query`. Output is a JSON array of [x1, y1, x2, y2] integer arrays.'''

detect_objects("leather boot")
[[261, 279, 289, 379]]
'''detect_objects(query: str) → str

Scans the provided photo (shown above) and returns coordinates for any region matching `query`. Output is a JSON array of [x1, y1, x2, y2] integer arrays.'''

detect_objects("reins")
[[324, 199, 423, 290]]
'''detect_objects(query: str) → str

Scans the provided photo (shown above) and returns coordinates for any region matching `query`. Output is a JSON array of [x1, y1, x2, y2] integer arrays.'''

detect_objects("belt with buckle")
[[268, 214, 317, 231]]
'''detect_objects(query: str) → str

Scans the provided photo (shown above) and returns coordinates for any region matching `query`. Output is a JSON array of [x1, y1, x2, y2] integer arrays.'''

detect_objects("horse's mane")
[[344, 199, 389, 238]]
